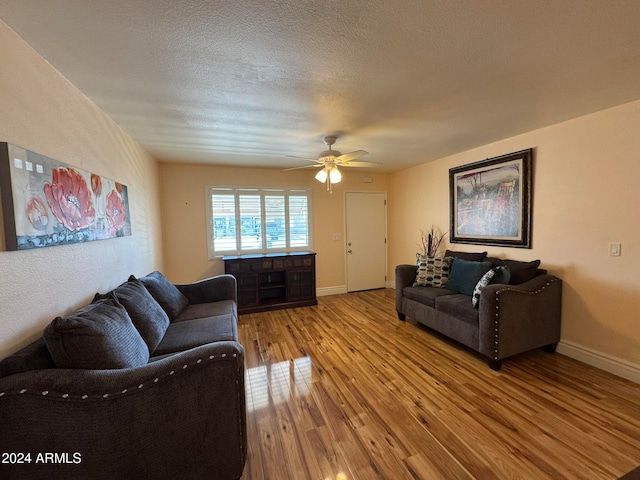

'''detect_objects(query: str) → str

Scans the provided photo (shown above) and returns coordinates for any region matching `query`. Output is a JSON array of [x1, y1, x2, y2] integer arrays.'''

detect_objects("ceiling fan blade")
[[284, 164, 324, 171], [340, 160, 383, 167], [285, 155, 319, 162], [335, 150, 368, 163]]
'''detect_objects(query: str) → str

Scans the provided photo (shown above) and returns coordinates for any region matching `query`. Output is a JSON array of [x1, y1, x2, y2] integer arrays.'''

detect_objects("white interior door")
[[345, 192, 386, 292]]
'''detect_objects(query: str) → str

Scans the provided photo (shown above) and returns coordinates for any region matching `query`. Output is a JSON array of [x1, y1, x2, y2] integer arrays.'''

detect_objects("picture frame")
[[449, 148, 532, 248], [0, 142, 132, 250]]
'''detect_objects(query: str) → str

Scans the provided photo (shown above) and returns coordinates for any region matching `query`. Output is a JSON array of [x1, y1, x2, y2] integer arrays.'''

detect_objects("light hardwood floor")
[[238, 289, 640, 480]]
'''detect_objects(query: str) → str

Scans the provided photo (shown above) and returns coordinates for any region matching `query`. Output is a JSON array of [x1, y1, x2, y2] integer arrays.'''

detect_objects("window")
[[207, 187, 311, 257]]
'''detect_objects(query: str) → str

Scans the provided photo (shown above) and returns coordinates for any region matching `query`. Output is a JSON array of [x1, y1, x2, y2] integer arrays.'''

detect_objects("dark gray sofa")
[[0, 272, 246, 480], [396, 251, 562, 370]]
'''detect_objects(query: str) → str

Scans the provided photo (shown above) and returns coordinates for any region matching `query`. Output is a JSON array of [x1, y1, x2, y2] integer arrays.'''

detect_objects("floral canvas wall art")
[[0, 142, 131, 250]]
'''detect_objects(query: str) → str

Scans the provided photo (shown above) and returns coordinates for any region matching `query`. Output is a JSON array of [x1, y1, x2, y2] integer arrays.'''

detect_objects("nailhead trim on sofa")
[[0, 353, 238, 400], [492, 278, 559, 360]]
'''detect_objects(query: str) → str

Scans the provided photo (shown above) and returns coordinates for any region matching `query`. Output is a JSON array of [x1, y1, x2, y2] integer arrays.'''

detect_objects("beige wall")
[[159, 163, 389, 289], [389, 99, 640, 369], [0, 21, 163, 358]]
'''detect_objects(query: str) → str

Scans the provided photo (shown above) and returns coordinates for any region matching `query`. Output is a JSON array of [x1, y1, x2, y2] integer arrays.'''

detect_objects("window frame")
[[206, 186, 312, 258]]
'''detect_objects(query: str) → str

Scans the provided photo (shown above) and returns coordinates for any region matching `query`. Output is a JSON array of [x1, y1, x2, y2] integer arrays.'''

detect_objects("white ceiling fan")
[[285, 135, 381, 193]]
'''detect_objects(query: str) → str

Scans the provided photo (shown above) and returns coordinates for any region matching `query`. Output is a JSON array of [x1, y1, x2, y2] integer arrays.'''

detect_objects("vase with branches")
[[418, 225, 448, 257]]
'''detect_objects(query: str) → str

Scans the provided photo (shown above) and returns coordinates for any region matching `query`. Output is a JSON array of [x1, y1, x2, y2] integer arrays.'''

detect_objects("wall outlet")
[[332, 234, 342, 241], [608, 242, 621, 256]]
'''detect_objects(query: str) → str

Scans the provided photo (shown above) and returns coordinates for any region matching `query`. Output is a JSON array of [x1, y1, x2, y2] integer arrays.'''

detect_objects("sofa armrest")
[[478, 274, 562, 362], [395, 264, 417, 313], [175, 274, 237, 305], [0, 341, 246, 479]]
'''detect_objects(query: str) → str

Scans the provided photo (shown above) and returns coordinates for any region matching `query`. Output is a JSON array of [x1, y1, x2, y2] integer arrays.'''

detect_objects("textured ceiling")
[[1, 0, 640, 172]]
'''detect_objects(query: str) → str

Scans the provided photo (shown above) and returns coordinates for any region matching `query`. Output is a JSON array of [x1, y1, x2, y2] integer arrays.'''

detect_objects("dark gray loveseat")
[[0, 272, 246, 480], [396, 251, 562, 370]]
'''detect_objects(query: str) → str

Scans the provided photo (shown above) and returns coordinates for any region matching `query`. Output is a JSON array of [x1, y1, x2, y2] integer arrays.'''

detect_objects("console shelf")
[[223, 251, 317, 314]]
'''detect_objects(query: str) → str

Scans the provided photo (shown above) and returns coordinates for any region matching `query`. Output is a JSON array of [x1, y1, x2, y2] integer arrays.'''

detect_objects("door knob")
[[347, 249, 353, 254]]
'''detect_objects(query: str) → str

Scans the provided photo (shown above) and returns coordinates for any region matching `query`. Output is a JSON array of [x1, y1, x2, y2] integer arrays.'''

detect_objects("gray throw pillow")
[[444, 250, 488, 262], [132, 271, 189, 320], [492, 259, 540, 284], [94, 279, 170, 353], [44, 297, 149, 369]]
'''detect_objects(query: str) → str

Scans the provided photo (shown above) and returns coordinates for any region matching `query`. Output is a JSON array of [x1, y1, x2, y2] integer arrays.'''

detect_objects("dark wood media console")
[[223, 251, 317, 314]]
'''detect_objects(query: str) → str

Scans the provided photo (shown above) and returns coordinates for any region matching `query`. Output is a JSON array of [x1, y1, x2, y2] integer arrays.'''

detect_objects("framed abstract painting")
[[0, 142, 131, 250], [449, 148, 532, 248]]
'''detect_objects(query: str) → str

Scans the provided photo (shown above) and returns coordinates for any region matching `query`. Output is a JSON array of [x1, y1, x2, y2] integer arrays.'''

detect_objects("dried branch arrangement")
[[418, 225, 448, 257]]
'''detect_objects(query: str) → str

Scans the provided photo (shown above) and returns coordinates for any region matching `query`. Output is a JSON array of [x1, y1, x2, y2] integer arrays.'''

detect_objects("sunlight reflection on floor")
[[325, 473, 348, 480], [245, 356, 313, 412]]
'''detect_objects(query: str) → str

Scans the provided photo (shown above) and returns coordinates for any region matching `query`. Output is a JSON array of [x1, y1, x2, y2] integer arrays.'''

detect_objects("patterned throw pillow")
[[413, 255, 453, 287], [472, 266, 511, 308]]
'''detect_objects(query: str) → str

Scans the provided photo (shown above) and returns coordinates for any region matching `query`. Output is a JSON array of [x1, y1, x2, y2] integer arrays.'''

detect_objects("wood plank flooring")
[[238, 289, 640, 480]]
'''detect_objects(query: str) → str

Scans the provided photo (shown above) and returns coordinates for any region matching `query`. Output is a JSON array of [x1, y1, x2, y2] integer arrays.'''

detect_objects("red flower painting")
[[43, 167, 96, 231], [25, 197, 50, 231], [106, 190, 127, 235], [91, 173, 103, 197]]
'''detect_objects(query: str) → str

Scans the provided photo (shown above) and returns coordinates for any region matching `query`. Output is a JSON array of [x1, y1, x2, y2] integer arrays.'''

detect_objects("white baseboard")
[[318, 284, 394, 296], [557, 340, 640, 384], [316, 285, 348, 297]]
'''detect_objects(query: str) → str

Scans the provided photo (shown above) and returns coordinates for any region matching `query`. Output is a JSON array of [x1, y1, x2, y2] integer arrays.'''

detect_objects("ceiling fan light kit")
[[329, 167, 341, 184], [314, 165, 341, 193], [315, 168, 328, 183], [285, 135, 381, 194]]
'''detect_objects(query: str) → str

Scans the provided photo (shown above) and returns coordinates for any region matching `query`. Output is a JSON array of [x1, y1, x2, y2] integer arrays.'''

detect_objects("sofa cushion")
[[413, 255, 453, 287], [0, 338, 55, 378], [153, 315, 238, 356], [445, 250, 487, 262], [132, 271, 189, 320], [174, 300, 237, 323], [486, 258, 541, 284], [471, 266, 511, 308], [446, 258, 493, 296], [95, 279, 170, 353], [434, 294, 480, 326], [403, 286, 456, 308], [43, 298, 149, 369]]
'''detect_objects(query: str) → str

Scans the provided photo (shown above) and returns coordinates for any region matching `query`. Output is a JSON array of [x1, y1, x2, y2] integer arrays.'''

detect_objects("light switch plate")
[[608, 242, 621, 256]]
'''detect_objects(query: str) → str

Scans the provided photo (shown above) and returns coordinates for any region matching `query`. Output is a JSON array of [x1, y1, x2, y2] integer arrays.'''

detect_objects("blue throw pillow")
[[446, 258, 493, 296]]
